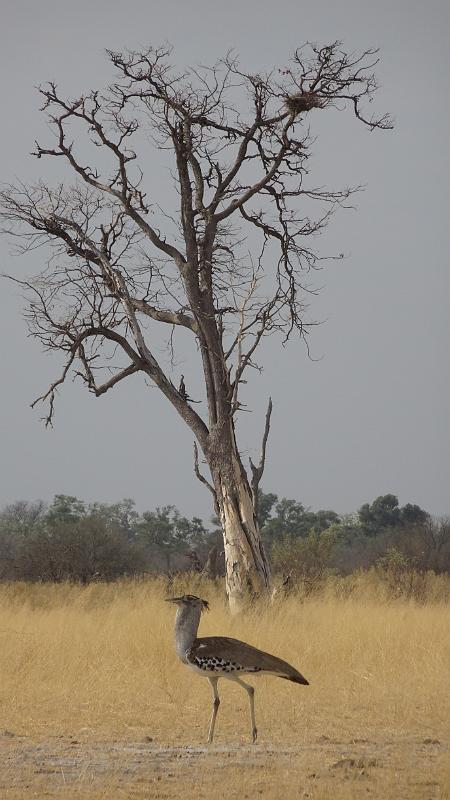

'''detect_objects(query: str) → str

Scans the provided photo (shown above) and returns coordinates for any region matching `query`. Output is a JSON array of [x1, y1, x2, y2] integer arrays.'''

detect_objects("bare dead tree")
[[0, 42, 391, 610]]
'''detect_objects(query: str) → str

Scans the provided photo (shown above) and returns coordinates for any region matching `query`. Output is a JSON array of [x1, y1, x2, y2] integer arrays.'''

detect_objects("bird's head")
[[165, 594, 209, 612]]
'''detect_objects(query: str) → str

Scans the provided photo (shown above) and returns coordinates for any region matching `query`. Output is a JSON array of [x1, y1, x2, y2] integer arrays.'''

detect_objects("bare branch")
[[33, 84, 187, 269], [79, 362, 140, 396], [30, 350, 78, 427], [249, 397, 273, 521], [131, 298, 198, 332], [193, 441, 218, 513], [214, 116, 293, 222]]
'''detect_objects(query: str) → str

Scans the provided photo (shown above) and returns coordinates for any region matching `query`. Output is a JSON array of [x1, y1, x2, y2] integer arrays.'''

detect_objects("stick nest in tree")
[[284, 91, 324, 116]]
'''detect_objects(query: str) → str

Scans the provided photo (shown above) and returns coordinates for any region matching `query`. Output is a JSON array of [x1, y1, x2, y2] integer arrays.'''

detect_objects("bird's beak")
[[165, 596, 182, 604]]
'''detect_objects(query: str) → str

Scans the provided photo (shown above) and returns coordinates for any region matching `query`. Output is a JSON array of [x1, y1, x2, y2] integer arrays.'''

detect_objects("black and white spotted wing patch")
[[188, 652, 261, 674]]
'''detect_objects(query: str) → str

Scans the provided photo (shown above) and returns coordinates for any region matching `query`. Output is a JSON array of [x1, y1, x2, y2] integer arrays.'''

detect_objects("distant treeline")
[[0, 492, 448, 586]]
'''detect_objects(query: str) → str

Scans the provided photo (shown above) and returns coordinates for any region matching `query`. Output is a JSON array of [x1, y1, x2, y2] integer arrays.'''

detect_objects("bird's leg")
[[234, 677, 257, 743], [207, 677, 220, 744]]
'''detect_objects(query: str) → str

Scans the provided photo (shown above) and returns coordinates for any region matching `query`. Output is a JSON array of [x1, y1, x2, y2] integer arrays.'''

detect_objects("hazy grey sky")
[[1, 0, 449, 519]]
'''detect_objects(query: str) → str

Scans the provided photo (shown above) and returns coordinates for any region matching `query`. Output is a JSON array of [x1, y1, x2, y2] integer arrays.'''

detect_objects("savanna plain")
[[0, 575, 449, 800]]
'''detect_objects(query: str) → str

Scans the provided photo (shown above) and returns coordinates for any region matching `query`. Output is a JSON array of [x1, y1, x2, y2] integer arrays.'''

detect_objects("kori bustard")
[[166, 594, 309, 743]]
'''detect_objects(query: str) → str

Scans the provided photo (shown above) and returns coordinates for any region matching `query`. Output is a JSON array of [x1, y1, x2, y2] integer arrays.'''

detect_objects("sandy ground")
[[1, 729, 448, 799]]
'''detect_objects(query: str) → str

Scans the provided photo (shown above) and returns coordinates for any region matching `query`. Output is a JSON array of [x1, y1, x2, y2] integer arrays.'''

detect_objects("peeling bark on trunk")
[[219, 473, 271, 613], [206, 423, 271, 612]]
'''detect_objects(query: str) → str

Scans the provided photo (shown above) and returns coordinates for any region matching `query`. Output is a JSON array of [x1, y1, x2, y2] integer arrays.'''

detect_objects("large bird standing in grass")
[[166, 594, 309, 743]]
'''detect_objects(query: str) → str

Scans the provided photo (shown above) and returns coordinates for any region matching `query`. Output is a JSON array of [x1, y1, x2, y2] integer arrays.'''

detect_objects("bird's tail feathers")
[[285, 673, 309, 685]]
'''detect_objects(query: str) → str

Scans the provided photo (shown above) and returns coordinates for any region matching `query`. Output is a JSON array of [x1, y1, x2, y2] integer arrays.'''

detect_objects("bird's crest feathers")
[[166, 594, 209, 611]]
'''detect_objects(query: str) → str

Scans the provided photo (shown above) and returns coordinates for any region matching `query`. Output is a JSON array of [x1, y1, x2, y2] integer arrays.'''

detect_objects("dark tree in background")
[[136, 505, 209, 572], [358, 494, 429, 535], [0, 495, 145, 582], [0, 42, 390, 609]]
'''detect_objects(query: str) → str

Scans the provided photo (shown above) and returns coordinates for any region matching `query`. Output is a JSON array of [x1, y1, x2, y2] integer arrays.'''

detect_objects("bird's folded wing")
[[190, 636, 308, 683]]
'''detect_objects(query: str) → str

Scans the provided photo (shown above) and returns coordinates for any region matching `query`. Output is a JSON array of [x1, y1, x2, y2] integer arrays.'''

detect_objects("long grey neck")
[[174, 604, 202, 662]]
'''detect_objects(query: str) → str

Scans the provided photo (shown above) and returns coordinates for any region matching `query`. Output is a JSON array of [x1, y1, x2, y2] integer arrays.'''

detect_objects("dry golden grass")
[[0, 574, 449, 799]]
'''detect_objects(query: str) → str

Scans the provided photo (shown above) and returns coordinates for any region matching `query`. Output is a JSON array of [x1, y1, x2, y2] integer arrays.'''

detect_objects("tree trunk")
[[206, 423, 271, 612]]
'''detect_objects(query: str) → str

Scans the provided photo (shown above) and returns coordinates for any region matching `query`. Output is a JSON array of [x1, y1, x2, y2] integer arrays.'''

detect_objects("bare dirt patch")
[[1, 730, 448, 799]]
